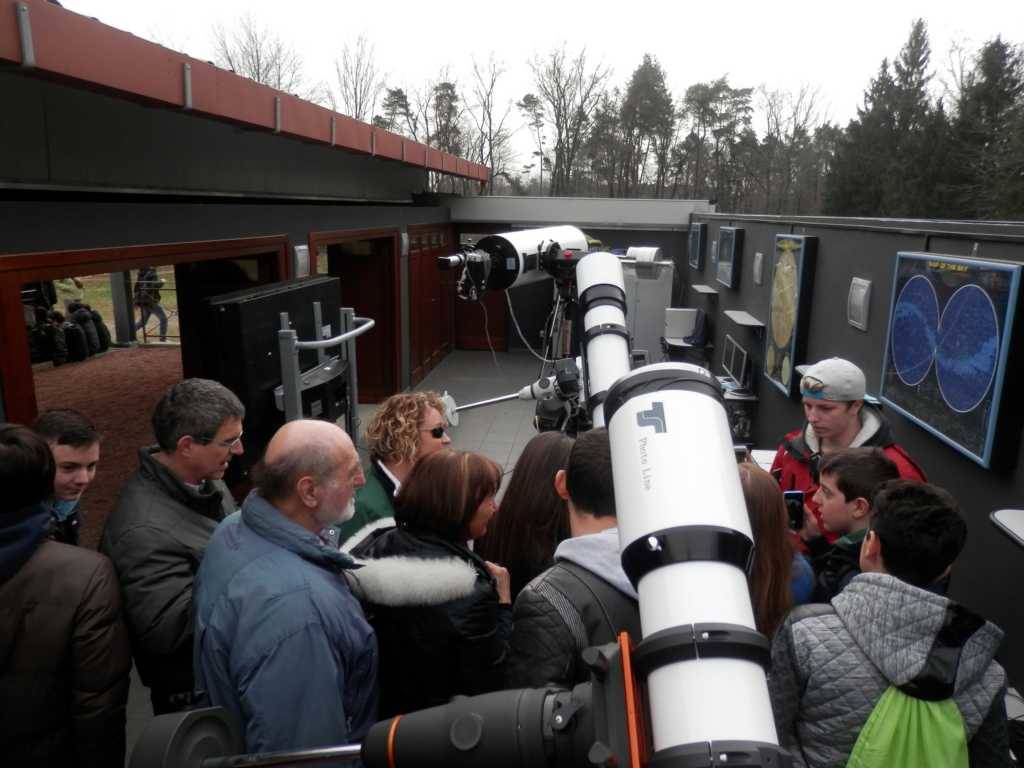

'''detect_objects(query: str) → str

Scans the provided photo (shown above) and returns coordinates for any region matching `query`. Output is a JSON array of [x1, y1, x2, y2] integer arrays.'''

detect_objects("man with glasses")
[[335, 391, 450, 547], [102, 378, 244, 714]]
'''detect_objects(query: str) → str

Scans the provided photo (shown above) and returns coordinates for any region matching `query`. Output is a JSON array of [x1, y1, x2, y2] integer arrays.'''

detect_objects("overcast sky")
[[67, 0, 1019, 167]]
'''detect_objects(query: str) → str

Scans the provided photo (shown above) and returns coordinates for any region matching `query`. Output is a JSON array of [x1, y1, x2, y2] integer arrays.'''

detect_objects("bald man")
[[193, 420, 378, 755]]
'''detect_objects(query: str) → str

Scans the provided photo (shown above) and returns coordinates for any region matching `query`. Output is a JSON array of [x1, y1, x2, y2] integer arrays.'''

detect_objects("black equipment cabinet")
[[203, 277, 345, 486]]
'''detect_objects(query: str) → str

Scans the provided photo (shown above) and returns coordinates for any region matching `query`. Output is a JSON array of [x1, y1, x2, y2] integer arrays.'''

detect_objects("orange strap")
[[619, 632, 646, 768], [386, 714, 402, 768]]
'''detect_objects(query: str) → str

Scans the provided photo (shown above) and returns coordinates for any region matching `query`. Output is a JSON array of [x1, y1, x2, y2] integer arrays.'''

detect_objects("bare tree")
[[212, 15, 330, 105], [530, 47, 610, 195], [465, 56, 515, 195], [335, 34, 385, 122]]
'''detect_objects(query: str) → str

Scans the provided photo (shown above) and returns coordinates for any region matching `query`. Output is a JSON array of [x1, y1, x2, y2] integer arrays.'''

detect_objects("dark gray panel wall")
[[0, 199, 448, 256], [0, 71, 426, 200], [691, 213, 1024, 684]]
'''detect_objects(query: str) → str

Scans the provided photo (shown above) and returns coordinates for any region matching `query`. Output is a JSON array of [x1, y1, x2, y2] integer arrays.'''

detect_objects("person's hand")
[[799, 505, 822, 543], [484, 561, 511, 605]]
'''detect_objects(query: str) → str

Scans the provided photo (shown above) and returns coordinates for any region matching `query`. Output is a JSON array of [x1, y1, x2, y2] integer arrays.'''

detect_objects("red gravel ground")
[[33, 345, 183, 549]]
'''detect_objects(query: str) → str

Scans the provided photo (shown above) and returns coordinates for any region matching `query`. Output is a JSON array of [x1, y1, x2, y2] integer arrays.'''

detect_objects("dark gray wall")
[[690, 213, 1024, 684], [0, 198, 448, 255], [0, 70, 426, 201]]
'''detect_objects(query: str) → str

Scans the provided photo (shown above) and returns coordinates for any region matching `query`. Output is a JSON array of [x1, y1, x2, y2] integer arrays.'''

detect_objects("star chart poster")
[[880, 252, 1021, 467]]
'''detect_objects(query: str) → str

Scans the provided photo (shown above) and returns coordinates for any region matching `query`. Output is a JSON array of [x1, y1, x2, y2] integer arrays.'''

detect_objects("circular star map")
[[891, 274, 939, 387], [936, 284, 1000, 413]]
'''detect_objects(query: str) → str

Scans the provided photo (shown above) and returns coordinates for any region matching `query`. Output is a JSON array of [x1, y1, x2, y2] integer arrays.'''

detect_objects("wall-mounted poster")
[[688, 223, 706, 270], [880, 252, 1021, 467], [715, 227, 744, 288], [764, 234, 817, 395]]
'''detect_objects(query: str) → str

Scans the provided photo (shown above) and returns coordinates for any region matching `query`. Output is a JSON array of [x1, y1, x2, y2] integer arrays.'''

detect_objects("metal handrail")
[[202, 743, 361, 767], [292, 316, 374, 350]]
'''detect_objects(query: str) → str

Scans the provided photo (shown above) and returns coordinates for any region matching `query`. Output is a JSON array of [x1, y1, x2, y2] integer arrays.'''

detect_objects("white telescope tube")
[[604, 361, 780, 757], [576, 252, 632, 427]]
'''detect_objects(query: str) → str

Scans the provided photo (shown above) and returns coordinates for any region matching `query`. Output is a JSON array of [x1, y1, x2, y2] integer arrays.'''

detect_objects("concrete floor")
[[126, 349, 544, 763]]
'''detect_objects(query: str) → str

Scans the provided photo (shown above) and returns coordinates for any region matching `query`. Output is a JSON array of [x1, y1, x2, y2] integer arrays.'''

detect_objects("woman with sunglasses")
[[348, 449, 511, 717], [336, 391, 450, 546]]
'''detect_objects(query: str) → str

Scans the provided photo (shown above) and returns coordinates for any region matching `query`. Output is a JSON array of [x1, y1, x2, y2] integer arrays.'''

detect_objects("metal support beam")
[[15, 2, 34, 68], [109, 271, 136, 345], [183, 63, 192, 109]]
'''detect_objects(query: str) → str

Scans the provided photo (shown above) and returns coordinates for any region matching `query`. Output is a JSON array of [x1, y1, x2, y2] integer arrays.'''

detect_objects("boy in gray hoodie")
[[505, 428, 640, 689]]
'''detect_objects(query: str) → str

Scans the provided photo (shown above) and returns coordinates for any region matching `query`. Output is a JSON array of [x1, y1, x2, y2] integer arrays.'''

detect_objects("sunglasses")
[[421, 425, 447, 439]]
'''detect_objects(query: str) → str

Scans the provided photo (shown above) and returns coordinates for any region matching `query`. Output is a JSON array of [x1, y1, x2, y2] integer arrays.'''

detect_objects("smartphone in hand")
[[783, 490, 805, 530]]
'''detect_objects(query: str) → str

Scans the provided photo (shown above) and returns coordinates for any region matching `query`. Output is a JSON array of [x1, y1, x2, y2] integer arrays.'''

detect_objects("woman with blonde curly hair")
[[337, 391, 450, 544]]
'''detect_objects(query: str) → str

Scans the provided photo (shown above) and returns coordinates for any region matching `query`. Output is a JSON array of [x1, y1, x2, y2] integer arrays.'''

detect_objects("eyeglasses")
[[421, 425, 447, 439], [195, 431, 244, 449]]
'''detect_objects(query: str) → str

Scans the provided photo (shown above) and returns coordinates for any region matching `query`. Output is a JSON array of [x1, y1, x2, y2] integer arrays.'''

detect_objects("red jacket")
[[771, 407, 926, 542]]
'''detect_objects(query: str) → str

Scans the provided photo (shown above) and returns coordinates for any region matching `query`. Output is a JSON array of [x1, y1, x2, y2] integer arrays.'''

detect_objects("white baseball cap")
[[799, 358, 866, 401]]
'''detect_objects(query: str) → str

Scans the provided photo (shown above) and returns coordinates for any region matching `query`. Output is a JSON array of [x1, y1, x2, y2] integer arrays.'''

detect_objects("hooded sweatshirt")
[[506, 526, 640, 689], [769, 572, 1009, 767]]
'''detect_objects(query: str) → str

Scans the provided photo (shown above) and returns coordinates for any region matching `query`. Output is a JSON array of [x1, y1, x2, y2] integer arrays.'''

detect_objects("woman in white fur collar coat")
[[347, 449, 512, 717]]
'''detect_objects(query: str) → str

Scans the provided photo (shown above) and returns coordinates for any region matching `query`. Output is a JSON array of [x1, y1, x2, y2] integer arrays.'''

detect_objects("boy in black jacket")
[[800, 447, 899, 601]]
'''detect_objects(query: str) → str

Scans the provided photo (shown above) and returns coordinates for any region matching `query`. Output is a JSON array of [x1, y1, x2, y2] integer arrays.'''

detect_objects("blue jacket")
[[193, 493, 378, 755]]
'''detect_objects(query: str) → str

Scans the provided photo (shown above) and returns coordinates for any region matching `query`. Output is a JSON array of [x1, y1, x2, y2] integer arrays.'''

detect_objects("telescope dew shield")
[[576, 252, 632, 427], [603, 363, 782, 756]]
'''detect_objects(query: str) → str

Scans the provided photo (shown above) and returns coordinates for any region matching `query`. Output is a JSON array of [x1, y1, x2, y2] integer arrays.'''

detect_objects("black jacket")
[[506, 528, 640, 689], [101, 447, 235, 711], [350, 525, 511, 717], [1, 506, 131, 767]]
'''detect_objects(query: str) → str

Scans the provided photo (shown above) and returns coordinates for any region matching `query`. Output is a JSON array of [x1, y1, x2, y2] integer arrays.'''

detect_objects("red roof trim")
[[0, 0, 490, 183]]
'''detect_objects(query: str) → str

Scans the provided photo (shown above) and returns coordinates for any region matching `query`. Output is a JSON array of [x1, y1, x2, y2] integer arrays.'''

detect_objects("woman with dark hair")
[[738, 462, 813, 637], [349, 449, 511, 716], [476, 431, 574, 598]]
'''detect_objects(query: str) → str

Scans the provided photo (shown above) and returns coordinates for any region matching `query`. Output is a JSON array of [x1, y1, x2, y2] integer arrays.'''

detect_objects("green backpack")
[[847, 603, 985, 768]]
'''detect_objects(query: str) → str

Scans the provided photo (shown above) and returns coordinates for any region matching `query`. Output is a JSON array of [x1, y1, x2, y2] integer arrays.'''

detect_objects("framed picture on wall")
[[764, 234, 817, 396], [688, 222, 706, 270], [715, 227, 744, 288], [880, 252, 1022, 468]]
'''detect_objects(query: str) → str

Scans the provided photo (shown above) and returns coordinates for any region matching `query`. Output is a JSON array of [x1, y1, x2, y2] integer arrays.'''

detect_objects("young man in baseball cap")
[[770, 357, 925, 549]]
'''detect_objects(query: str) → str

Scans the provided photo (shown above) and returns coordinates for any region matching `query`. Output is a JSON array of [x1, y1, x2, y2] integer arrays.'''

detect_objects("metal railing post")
[[311, 301, 326, 365], [278, 312, 303, 422]]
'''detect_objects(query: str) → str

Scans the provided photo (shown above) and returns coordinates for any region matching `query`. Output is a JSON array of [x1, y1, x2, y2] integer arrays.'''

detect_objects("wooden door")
[[327, 237, 399, 402]]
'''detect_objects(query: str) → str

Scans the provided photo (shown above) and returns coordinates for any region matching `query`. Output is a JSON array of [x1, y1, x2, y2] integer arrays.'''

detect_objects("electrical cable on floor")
[[480, 300, 501, 372], [506, 289, 555, 364]]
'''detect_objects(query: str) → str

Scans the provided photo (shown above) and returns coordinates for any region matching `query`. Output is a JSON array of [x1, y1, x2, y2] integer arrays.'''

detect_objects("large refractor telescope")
[[437, 226, 588, 301]]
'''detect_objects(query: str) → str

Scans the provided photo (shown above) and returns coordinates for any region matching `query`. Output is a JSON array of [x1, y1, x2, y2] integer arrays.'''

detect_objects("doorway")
[[0, 236, 288, 546], [311, 228, 401, 403]]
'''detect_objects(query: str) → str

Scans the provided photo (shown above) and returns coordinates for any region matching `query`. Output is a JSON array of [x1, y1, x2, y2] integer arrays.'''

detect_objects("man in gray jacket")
[[102, 378, 244, 714], [505, 428, 640, 689], [769, 480, 1011, 767]]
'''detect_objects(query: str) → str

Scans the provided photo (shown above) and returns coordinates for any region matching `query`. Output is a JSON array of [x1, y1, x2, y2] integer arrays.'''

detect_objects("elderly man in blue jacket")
[[193, 419, 377, 754]]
